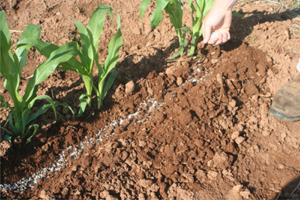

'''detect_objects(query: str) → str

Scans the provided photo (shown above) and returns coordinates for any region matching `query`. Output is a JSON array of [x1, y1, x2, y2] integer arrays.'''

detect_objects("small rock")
[[138, 193, 146, 200], [222, 169, 235, 182], [207, 160, 214, 167], [61, 188, 69, 197], [235, 136, 245, 145], [262, 131, 270, 137], [277, 164, 285, 169], [39, 190, 49, 199], [182, 173, 194, 183], [228, 99, 236, 108], [231, 131, 240, 140], [9, 0, 18, 8], [207, 170, 218, 180], [139, 140, 147, 147], [240, 189, 251, 199], [196, 169, 206, 180], [179, 110, 192, 125], [125, 80, 135, 94], [166, 67, 175, 76], [194, 139, 204, 147], [232, 184, 243, 192], [176, 77, 183, 85], [139, 179, 153, 188], [120, 151, 129, 161], [213, 152, 229, 168], [147, 87, 154, 96], [100, 190, 110, 199], [71, 165, 78, 172]]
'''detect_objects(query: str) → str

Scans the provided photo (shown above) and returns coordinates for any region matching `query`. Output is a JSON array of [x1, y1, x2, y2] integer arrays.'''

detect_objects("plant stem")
[[188, 37, 197, 56], [0, 126, 14, 136]]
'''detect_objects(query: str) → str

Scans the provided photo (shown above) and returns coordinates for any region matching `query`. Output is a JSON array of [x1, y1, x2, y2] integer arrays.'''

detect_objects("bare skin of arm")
[[202, 0, 238, 45]]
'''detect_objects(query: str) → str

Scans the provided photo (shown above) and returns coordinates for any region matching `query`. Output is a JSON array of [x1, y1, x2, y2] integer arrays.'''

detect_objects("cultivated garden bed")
[[1, 0, 300, 199]]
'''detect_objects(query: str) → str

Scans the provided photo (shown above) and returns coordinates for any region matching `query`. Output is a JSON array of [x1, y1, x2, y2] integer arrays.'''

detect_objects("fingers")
[[206, 30, 230, 45], [202, 21, 212, 44]]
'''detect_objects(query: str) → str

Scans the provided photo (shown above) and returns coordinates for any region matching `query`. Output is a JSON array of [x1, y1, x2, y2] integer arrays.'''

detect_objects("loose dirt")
[[1, 0, 300, 199]]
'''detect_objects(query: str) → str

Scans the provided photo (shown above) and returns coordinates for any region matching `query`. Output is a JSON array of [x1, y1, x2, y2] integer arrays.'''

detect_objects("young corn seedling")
[[27, 5, 123, 116], [22, 5, 123, 116], [72, 5, 123, 116], [140, 0, 186, 58], [186, 0, 215, 56], [140, 0, 215, 57], [0, 11, 77, 144]]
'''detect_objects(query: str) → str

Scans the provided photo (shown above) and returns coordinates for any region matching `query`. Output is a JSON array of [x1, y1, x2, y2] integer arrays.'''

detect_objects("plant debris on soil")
[[1, 0, 300, 199]]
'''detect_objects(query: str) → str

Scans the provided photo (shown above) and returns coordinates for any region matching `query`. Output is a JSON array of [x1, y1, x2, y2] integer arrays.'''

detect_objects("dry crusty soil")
[[1, 0, 300, 199]]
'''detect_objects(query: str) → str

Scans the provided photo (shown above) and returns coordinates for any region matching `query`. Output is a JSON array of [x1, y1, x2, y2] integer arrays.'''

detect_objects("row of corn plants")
[[140, 0, 215, 58], [0, 5, 123, 145], [1, 1, 239, 146]]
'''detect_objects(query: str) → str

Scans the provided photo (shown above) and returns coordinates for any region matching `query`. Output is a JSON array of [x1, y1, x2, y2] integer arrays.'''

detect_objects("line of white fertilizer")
[[0, 98, 164, 193], [0, 66, 212, 194]]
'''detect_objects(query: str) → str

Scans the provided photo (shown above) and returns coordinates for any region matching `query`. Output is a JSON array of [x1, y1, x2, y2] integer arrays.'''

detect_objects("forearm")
[[211, 0, 238, 11]]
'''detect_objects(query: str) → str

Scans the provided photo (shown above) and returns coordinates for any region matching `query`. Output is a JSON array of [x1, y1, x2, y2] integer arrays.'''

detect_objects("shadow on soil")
[[276, 177, 300, 200], [231, 9, 300, 45]]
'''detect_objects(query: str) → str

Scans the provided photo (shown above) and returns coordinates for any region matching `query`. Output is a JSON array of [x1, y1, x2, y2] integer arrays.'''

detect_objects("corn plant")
[[0, 11, 77, 143], [140, 0, 187, 58], [73, 5, 123, 116], [140, 0, 215, 57], [186, 0, 215, 56], [25, 5, 123, 116]]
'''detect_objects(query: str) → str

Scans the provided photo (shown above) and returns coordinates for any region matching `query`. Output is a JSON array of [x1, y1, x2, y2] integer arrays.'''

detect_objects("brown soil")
[[1, 0, 300, 199]]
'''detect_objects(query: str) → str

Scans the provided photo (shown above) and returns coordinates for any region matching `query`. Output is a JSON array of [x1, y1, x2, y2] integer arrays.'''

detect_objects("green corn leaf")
[[4, 134, 12, 143], [23, 42, 79, 104], [170, 36, 187, 59], [149, 0, 169, 31], [165, 0, 183, 32], [0, 95, 9, 108], [103, 29, 123, 73], [201, 0, 215, 18], [102, 10, 122, 72], [26, 95, 58, 125], [101, 69, 118, 103], [21, 108, 31, 136], [232, 11, 244, 18], [186, 0, 195, 20], [15, 24, 41, 73], [8, 113, 19, 136], [181, 26, 192, 34], [81, 74, 93, 106], [0, 11, 23, 114], [98, 28, 122, 107], [74, 21, 93, 69], [0, 95, 4, 104], [96, 9, 122, 109], [77, 94, 88, 117], [140, 0, 152, 20], [18, 38, 84, 74], [87, 5, 114, 55], [25, 104, 53, 126], [18, 38, 58, 58], [25, 124, 39, 144], [0, 11, 11, 60]]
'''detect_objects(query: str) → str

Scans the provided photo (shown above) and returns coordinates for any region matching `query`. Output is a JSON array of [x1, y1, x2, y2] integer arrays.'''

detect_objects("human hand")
[[202, 6, 233, 45]]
